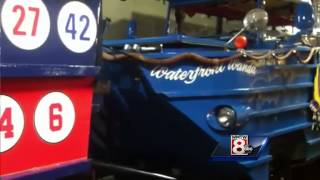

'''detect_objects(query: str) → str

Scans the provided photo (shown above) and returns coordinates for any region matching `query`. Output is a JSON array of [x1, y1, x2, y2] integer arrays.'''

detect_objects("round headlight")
[[217, 107, 236, 128]]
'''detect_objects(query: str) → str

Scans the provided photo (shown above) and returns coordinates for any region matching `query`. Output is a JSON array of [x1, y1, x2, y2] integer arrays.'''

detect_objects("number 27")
[[13, 5, 40, 36]]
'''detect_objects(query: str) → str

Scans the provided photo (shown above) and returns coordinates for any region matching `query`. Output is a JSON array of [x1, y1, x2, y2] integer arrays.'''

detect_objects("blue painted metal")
[[1, 64, 100, 77], [279, 2, 316, 46], [0, 0, 100, 178], [100, 1, 320, 180], [294, 2, 315, 32], [0, 0, 101, 78], [104, 34, 226, 47], [102, 37, 320, 180]]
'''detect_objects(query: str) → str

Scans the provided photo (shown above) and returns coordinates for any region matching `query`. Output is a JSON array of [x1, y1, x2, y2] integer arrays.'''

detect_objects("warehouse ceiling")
[[177, 0, 296, 26]]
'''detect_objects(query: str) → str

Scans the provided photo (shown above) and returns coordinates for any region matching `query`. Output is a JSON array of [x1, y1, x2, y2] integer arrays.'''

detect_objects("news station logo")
[[231, 135, 253, 156], [211, 135, 267, 161]]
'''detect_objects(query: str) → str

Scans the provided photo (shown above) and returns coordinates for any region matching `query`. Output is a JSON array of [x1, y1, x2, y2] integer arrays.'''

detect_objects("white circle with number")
[[1, 0, 50, 50], [57, 1, 97, 53], [0, 95, 24, 153], [34, 92, 75, 143]]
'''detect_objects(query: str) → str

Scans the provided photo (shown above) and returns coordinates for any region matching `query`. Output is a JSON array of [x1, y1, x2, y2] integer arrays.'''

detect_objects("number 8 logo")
[[232, 139, 246, 155]]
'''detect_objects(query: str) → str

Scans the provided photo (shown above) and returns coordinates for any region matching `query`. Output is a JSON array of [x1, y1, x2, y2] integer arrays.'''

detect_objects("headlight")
[[216, 107, 236, 128]]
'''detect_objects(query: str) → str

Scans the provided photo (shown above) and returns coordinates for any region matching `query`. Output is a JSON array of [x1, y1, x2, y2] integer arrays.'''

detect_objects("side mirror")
[[243, 8, 269, 33], [225, 8, 269, 49]]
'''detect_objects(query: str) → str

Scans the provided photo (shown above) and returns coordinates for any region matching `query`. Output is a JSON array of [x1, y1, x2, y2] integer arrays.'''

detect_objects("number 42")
[[65, 13, 90, 41]]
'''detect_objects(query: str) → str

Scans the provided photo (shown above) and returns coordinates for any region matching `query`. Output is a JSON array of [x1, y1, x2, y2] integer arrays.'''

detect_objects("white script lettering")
[[150, 62, 256, 84]]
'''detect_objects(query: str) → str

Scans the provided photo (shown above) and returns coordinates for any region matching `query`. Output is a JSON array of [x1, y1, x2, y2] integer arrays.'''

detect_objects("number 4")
[[0, 108, 14, 139], [66, 13, 76, 40]]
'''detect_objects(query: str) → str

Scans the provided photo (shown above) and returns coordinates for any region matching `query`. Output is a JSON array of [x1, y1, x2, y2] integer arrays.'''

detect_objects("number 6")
[[49, 103, 62, 131]]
